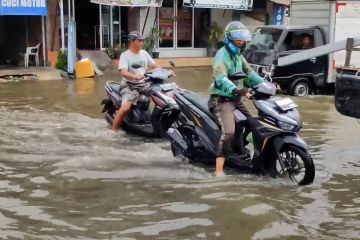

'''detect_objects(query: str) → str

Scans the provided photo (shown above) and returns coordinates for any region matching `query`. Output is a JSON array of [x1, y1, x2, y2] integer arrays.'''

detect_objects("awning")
[[183, 0, 253, 11], [0, 0, 47, 16], [269, 0, 291, 6], [90, 0, 163, 7]]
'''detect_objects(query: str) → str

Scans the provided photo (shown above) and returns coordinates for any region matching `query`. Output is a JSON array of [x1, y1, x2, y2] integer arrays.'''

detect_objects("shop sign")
[[273, 3, 285, 25], [183, 0, 253, 11], [0, 0, 47, 16], [90, 0, 163, 7]]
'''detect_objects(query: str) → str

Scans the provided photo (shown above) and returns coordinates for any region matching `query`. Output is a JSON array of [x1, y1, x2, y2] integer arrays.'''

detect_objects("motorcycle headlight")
[[277, 121, 296, 131]]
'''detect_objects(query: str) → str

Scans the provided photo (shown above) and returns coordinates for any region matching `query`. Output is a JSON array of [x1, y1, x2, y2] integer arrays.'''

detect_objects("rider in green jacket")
[[208, 21, 264, 177]]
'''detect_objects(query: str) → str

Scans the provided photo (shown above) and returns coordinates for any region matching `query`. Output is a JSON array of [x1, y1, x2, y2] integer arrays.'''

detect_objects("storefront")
[[139, 0, 256, 58], [156, 0, 211, 57], [0, 1, 47, 66], [52, 0, 277, 60]]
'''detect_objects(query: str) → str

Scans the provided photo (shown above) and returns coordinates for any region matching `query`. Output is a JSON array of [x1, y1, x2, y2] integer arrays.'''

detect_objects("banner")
[[183, 0, 253, 11], [0, 0, 47, 16], [273, 3, 285, 25], [90, 0, 163, 7]]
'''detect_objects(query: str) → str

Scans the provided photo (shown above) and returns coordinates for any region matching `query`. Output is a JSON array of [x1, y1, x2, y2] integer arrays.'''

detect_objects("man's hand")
[[274, 82, 281, 90], [133, 74, 145, 80], [245, 91, 253, 99], [232, 88, 249, 97]]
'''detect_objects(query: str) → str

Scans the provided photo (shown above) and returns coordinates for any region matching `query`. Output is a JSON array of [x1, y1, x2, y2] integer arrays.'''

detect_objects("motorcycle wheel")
[[170, 143, 187, 161], [269, 145, 315, 185], [105, 106, 116, 125]]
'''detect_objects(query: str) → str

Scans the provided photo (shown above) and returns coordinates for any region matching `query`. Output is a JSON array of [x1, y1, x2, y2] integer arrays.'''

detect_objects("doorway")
[[158, 0, 210, 50], [75, 1, 127, 50], [0, 16, 41, 67]]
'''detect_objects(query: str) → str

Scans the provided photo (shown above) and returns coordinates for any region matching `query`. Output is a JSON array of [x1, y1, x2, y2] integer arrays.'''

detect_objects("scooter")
[[167, 72, 315, 185], [101, 67, 180, 138]]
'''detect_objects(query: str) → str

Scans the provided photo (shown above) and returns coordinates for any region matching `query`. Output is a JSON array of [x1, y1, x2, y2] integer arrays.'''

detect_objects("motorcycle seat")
[[182, 91, 214, 118], [108, 81, 122, 94]]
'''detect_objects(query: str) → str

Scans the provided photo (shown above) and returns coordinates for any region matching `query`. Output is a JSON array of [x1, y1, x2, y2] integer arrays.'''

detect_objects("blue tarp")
[[0, 0, 47, 16]]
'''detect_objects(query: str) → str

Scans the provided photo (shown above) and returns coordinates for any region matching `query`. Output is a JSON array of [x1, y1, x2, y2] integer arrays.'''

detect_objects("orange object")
[[76, 59, 95, 79]]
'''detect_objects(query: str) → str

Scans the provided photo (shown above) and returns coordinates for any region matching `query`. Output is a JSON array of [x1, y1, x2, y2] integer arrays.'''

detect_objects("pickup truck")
[[243, 25, 330, 97], [244, 0, 360, 97]]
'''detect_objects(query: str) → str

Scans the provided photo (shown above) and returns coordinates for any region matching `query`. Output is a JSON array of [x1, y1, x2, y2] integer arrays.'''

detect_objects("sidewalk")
[[0, 67, 62, 81], [113, 57, 213, 69]]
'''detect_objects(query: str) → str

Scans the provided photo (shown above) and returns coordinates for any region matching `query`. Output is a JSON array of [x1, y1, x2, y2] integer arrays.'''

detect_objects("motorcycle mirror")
[[228, 71, 247, 81], [169, 60, 176, 67], [131, 63, 143, 69]]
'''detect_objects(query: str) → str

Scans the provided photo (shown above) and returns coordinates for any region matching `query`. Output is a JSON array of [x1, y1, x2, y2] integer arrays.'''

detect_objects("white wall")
[[139, 7, 157, 37], [211, 9, 233, 29]]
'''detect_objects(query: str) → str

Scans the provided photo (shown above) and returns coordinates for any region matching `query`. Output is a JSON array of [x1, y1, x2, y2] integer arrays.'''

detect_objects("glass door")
[[159, 0, 175, 48], [112, 6, 121, 46], [176, 0, 193, 48], [101, 5, 111, 49]]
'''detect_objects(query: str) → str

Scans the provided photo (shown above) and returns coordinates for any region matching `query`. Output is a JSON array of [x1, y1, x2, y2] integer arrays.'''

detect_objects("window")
[[280, 30, 315, 51], [246, 28, 283, 51], [194, 8, 210, 48]]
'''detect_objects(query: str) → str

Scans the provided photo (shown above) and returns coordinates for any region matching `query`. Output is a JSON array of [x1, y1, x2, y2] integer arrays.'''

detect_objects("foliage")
[[55, 51, 67, 71], [208, 22, 223, 49], [105, 43, 127, 59], [144, 27, 159, 52]]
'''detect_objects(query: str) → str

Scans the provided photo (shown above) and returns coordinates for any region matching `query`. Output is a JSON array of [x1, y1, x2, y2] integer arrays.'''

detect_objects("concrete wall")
[[46, 0, 60, 51]]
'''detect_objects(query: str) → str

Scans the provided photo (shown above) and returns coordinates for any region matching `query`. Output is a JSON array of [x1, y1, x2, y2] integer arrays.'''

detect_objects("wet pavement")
[[0, 67, 359, 239]]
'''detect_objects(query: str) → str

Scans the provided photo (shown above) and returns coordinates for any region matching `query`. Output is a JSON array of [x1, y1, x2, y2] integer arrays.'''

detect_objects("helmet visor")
[[228, 30, 251, 41]]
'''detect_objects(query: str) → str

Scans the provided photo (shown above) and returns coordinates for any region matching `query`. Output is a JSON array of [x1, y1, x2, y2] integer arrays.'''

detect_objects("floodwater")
[[0, 67, 359, 239]]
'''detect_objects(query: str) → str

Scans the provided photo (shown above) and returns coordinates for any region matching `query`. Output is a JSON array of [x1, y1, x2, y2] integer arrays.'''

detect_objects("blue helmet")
[[223, 21, 251, 55]]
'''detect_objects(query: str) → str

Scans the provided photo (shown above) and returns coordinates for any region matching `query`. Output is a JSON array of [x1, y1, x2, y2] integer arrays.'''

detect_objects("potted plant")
[[207, 22, 223, 57], [105, 43, 127, 59], [144, 27, 160, 58]]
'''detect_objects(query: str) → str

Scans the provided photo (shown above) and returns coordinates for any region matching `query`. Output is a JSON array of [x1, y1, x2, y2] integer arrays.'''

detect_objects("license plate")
[[160, 82, 177, 91], [275, 98, 297, 111]]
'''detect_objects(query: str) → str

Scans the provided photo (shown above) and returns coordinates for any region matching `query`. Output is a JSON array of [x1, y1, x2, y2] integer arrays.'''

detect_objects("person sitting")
[[208, 21, 265, 177], [111, 31, 158, 132]]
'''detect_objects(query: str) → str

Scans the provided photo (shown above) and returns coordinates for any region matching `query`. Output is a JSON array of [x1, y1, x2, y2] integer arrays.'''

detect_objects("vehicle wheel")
[[170, 142, 187, 160], [105, 106, 116, 125], [291, 80, 309, 97], [269, 145, 315, 185]]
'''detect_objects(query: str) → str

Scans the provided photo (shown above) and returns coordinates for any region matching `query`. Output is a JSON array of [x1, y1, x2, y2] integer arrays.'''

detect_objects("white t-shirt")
[[118, 49, 156, 81]]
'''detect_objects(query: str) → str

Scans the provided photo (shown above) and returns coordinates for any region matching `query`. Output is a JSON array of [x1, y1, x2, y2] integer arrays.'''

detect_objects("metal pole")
[[99, 5, 103, 50], [42, 16, 46, 66], [110, 6, 113, 47], [345, 38, 354, 67], [72, 0, 75, 21], [68, 0, 71, 21], [59, 0, 65, 51]]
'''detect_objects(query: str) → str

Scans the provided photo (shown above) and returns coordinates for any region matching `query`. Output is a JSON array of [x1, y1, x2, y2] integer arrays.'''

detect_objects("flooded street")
[[0, 67, 359, 239]]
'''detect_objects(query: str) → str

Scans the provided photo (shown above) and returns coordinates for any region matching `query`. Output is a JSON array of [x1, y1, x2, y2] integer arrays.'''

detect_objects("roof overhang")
[[269, 0, 291, 6], [90, 0, 163, 7]]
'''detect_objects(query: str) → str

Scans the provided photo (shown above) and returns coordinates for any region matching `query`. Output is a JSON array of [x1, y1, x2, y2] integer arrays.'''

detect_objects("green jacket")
[[209, 47, 264, 99]]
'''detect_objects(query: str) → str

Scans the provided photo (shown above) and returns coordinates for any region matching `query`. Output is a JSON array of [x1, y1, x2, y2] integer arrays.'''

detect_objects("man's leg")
[[111, 101, 132, 131], [235, 99, 252, 147], [209, 97, 236, 176]]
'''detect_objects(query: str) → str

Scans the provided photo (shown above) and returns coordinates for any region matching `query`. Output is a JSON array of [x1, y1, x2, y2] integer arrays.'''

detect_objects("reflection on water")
[[0, 67, 359, 239]]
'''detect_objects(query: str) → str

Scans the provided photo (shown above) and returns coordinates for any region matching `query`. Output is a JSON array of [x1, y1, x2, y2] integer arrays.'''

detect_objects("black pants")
[[209, 96, 252, 157]]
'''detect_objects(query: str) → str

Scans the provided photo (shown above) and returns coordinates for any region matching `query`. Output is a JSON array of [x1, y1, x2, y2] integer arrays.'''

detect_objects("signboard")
[[67, 21, 76, 77], [0, 0, 47, 16], [90, 0, 163, 7], [273, 3, 285, 25], [183, 0, 253, 11]]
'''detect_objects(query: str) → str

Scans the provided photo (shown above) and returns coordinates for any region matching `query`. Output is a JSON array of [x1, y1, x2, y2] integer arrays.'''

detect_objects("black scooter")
[[167, 72, 315, 185], [101, 67, 180, 138]]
